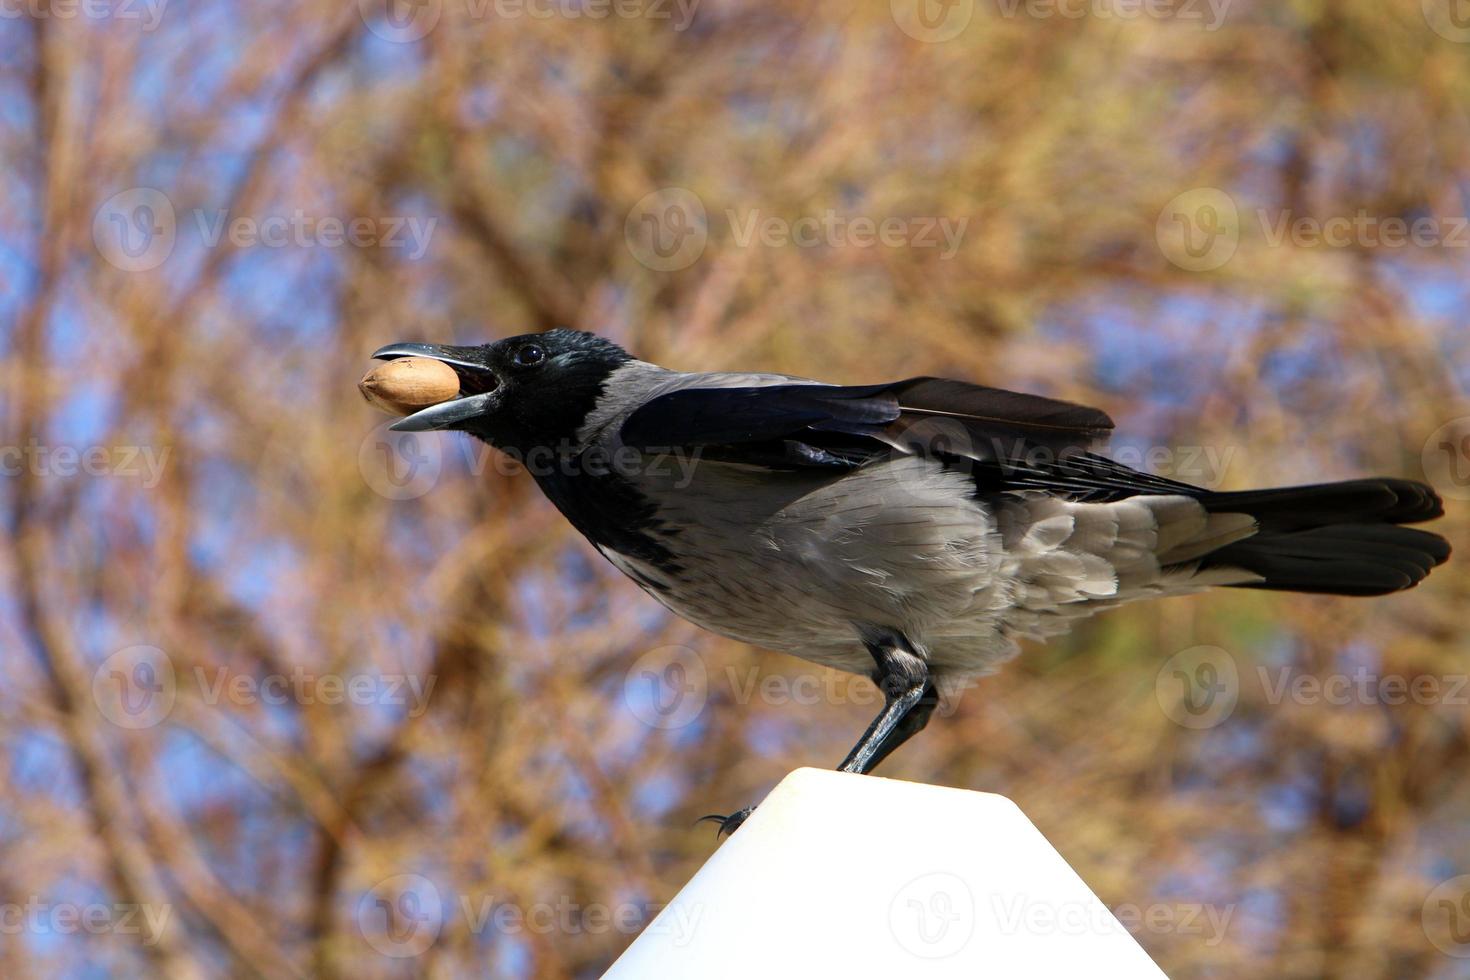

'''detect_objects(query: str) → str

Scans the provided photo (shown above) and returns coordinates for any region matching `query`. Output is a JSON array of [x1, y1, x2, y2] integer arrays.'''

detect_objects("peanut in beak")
[[358, 357, 462, 417]]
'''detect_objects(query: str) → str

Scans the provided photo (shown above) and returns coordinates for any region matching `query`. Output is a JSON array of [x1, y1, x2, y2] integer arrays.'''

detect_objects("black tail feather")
[[1198, 478, 1444, 531], [1195, 479, 1450, 596]]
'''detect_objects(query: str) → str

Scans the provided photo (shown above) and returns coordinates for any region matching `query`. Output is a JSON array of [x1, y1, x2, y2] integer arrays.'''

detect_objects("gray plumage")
[[577, 360, 1261, 695]]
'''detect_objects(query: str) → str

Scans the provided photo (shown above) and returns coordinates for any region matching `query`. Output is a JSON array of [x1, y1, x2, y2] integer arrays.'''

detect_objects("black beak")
[[370, 343, 500, 432]]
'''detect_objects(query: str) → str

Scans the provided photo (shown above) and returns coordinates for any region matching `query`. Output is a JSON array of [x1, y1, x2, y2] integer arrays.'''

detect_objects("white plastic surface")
[[605, 768, 1167, 979]]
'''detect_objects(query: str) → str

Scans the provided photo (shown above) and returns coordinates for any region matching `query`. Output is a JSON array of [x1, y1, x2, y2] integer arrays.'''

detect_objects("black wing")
[[619, 377, 1123, 481]]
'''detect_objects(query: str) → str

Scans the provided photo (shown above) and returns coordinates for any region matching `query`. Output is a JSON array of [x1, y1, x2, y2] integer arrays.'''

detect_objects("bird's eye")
[[512, 344, 546, 368]]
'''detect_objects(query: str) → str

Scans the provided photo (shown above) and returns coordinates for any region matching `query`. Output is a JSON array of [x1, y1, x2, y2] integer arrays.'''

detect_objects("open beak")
[[370, 343, 500, 432]]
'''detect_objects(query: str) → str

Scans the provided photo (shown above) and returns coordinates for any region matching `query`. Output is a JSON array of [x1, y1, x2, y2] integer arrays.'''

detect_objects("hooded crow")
[[371, 329, 1450, 833]]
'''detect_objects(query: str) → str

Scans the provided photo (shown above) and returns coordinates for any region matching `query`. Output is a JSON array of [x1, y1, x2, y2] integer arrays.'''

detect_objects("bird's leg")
[[702, 630, 932, 837], [837, 632, 932, 775], [855, 679, 940, 774]]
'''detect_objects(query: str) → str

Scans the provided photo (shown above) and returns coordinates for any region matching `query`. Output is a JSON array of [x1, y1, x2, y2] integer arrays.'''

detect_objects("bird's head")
[[370, 329, 633, 454]]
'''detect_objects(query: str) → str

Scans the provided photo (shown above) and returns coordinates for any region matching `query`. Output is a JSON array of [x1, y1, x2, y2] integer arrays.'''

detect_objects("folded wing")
[[619, 377, 1115, 473]]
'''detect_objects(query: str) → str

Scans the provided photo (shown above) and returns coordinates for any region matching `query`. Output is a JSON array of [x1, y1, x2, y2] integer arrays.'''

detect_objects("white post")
[[606, 768, 1167, 979]]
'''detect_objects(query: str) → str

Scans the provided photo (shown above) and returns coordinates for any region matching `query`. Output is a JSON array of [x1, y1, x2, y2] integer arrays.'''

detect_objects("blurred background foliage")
[[2, 0, 1469, 976]]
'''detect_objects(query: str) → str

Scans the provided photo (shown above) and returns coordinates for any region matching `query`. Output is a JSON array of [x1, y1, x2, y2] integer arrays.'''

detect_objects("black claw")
[[696, 806, 755, 837]]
